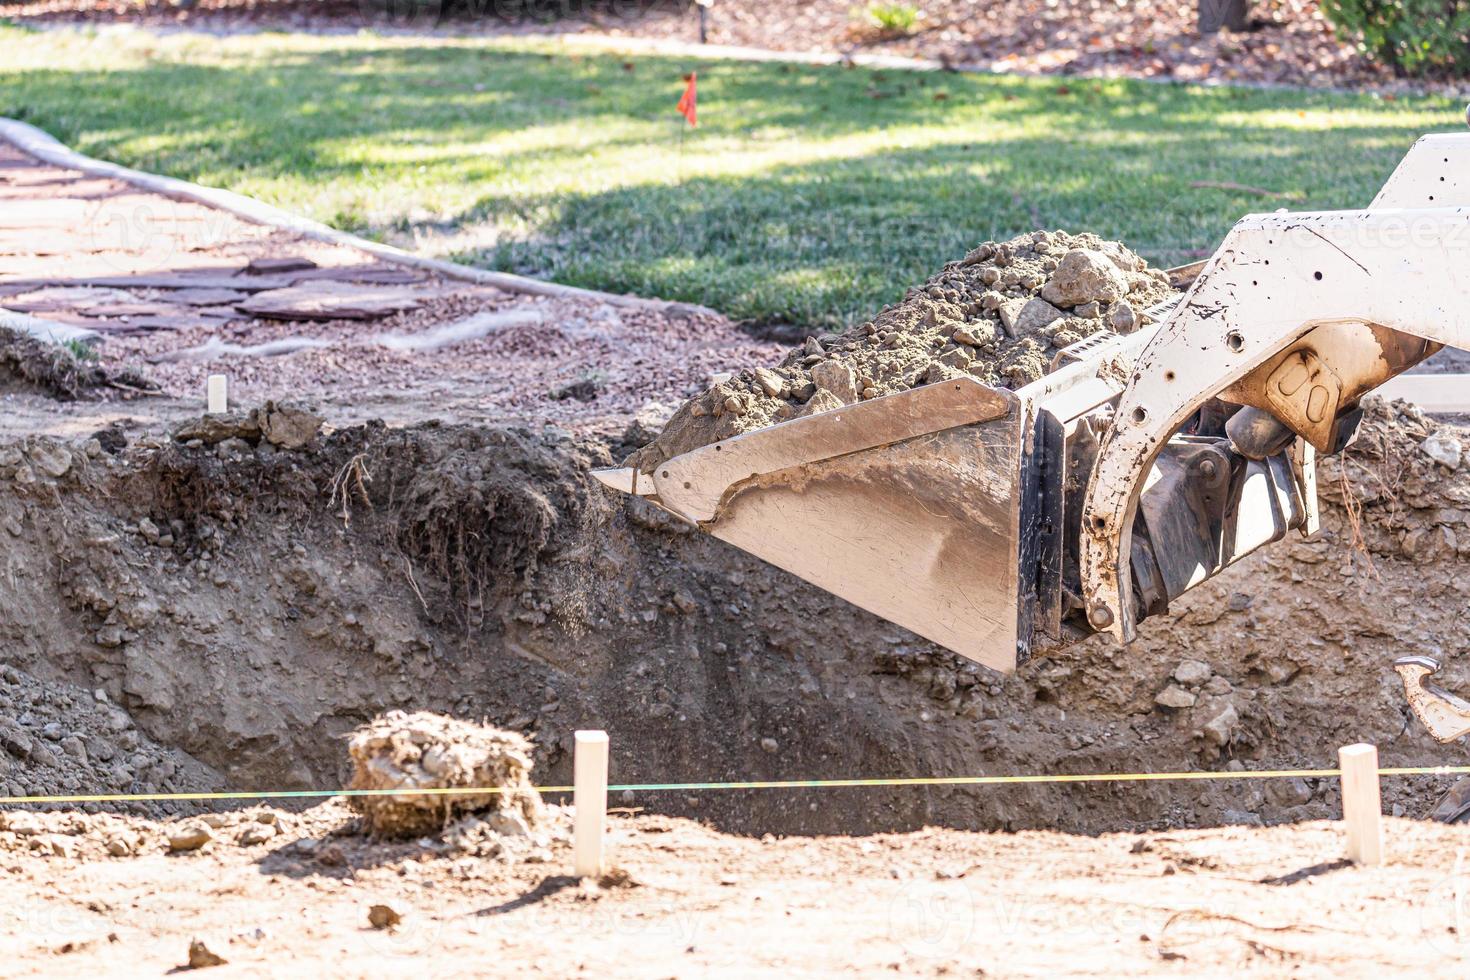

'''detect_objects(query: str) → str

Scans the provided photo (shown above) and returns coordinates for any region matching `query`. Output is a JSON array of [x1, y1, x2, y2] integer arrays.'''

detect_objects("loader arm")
[[1080, 131, 1470, 642], [596, 126, 1470, 675]]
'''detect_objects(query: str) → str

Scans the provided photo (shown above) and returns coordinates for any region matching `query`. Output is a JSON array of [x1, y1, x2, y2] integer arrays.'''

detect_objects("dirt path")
[[2, 802, 1470, 977], [0, 139, 782, 442]]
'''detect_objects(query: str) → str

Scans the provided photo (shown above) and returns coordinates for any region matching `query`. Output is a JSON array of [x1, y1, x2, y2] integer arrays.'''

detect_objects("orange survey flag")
[[677, 72, 698, 127]]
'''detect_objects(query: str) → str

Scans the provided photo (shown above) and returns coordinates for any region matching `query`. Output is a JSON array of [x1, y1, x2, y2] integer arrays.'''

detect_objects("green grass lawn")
[[0, 28, 1459, 329]]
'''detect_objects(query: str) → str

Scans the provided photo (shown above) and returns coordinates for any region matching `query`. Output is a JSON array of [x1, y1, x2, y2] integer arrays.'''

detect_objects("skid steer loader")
[[594, 124, 1470, 676]]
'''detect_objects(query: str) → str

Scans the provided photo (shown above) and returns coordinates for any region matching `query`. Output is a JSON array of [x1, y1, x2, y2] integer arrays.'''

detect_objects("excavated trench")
[[0, 395, 1466, 836]]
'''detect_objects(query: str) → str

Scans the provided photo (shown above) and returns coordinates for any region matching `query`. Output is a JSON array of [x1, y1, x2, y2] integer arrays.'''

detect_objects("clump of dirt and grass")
[[0, 326, 157, 400], [346, 710, 544, 839]]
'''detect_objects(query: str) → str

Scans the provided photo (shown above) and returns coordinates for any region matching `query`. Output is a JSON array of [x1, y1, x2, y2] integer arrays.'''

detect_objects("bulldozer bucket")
[[596, 379, 1030, 672]]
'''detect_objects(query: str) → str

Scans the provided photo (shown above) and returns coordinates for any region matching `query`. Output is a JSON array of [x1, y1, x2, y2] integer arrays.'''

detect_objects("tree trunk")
[[1198, 0, 1249, 33]]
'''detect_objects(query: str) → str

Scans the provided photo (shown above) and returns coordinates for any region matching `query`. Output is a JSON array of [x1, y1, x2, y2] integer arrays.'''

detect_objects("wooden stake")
[[1339, 743, 1383, 866], [206, 374, 228, 414], [573, 730, 609, 878]]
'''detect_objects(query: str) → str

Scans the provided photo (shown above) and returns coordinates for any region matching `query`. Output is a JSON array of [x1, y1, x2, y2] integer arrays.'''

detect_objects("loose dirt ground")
[[5, 132, 1470, 977], [3, 804, 1470, 977]]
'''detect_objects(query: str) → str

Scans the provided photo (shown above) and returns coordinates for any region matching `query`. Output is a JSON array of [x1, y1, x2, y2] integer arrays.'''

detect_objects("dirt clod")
[[168, 824, 213, 852], [0, 326, 157, 401], [185, 939, 227, 969], [345, 711, 544, 839], [367, 902, 403, 930]]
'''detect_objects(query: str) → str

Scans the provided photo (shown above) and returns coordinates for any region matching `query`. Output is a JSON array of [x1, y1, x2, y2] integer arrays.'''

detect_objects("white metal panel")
[[1079, 206, 1470, 641], [1372, 133, 1470, 209]]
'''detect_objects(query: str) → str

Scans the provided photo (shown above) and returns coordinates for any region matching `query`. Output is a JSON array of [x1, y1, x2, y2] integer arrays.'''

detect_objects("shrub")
[[1320, 0, 1470, 77], [855, 2, 923, 37]]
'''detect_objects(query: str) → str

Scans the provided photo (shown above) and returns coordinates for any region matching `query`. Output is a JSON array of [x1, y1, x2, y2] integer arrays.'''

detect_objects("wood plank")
[[236, 280, 424, 321]]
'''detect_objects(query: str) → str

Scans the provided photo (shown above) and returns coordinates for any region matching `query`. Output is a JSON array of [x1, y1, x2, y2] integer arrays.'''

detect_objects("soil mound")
[[346, 711, 544, 839], [0, 661, 218, 813], [630, 230, 1176, 471], [0, 326, 157, 401]]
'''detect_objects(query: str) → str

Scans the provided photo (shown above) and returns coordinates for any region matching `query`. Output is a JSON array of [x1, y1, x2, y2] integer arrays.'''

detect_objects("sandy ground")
[[3, 803, 1470, 977]]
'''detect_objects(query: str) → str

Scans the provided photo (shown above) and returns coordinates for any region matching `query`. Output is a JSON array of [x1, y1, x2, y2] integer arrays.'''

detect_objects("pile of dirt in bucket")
[[346, 711, 546, 840], [630, 230, 1176, 471]]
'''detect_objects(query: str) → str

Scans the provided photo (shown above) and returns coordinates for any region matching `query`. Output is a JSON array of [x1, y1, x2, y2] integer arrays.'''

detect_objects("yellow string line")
[[2, 764, 1468, 807]]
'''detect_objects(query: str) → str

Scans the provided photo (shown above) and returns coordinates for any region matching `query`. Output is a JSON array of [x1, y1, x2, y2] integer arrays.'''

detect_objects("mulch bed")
[[0, 0, 1450, 95], [0, 138, 783, 438]]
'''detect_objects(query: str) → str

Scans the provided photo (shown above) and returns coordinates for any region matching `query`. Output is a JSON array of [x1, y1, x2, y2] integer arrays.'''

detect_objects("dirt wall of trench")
[[0, 397, 1464, 836]]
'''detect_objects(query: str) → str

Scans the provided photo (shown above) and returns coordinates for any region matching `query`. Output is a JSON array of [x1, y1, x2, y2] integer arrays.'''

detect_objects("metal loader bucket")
[[596, 378, 1029, 672]]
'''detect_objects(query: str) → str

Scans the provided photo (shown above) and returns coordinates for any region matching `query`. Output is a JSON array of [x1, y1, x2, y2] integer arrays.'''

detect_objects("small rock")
[[1, 812, 42, 836], [1153, 685, 1197, 710], [1421, 433, 1463, 470], [1203, 676, 1233, 695], [26, 442, 72, 479], [368, 903, 404, 930], [1, 727, 33, 759], [1265, 776, 1313, 808], [1200, 703, 1240, 747], [1040, 249, 1130, 308], [1109, 303, 1139, 333], [1173, 659, 1213, 686], [172, 413, 261, 447], [105, 836, 132, 857], [216, 437, 251, 458], [258, 402, 323, 449], [237, 824, 276, 847], [951, 323, 996, 347], [809, 360, 858, 404], [797, 389, 843, 418], [759, 737, 779, 754], [168, 824, 213, 853], [186, 939, 227, 969], [752, 367, 786, 399], [1221, 808, 1264, 827], [1007, 298, 1065, 337]]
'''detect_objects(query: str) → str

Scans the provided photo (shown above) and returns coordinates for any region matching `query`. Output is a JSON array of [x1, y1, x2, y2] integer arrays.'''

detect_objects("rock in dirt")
[[257, 401, 323, 450], [173, 413, 263, 446], [367, 903, 404, 930], [1199, 703, 1240, 748], [1173, 660, 1213, 687], [172, 401, 320, 449], [1154, 685, 1196, 710], [628, 230, 1175, 472], [1039, 249, 1130, 308], [168, 824, 213, 852], [345, 711, 544, 839], [1420, 432, 1463, 470], [185, 939, 227, 969]]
